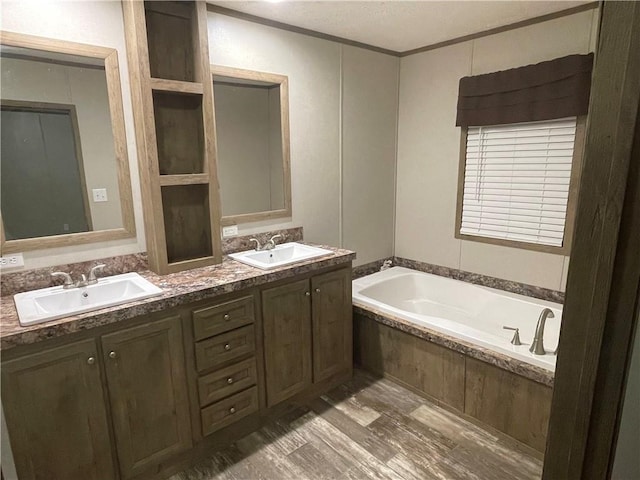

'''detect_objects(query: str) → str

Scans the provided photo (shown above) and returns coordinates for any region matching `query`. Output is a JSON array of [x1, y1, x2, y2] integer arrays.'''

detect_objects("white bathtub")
[[352, 267, 561, 372]]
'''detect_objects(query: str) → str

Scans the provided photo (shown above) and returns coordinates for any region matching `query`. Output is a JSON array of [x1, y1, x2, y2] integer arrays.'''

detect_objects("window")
[[455, 116, 585, 254]]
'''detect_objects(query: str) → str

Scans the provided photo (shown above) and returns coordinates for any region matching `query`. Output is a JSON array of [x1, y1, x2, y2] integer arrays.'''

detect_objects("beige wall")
[[209, 13, 341, 247], [208, 13, 399, 265], [2, 57, 123, 231], [342, 45, 398, 264], [1, 0, 145, 269], [1, 3, 596, 281], [1, 4, 399, 270], [395, 9, 599, 290]]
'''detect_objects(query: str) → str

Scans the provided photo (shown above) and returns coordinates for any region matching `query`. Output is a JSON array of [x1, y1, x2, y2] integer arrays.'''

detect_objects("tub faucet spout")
[[529, 308, 555, 355]]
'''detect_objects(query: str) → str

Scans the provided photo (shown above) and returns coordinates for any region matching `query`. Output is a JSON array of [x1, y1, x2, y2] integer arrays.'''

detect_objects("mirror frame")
[[0, 31, 136, 253], [211, 65, 292, 226]]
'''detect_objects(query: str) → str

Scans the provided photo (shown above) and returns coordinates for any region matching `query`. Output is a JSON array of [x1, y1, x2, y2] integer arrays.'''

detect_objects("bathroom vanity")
[[0, 248, 354, 480]]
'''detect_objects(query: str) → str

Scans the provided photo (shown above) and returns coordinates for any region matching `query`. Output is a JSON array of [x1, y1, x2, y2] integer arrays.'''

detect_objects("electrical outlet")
[[0, 253, 24, 269], [222, 225, 238, 237], [92, 188, 108, 202]]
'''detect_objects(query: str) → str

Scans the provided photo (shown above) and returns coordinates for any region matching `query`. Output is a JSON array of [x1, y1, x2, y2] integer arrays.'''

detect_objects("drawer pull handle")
[[305, 291, 310, 296], [109, 351, 117, 359], [227, 377, 234, 384], [315, 288, 321, 293], [229, 406, 236, 414], [224, 344, 231, 351], [223, 313, 230, 320], [87, 356, 95, 365]]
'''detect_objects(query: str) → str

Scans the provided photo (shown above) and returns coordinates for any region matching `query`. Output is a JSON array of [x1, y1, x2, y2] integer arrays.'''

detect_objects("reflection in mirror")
[[212, 66, 291, 224], [0, 32, 135, 253]]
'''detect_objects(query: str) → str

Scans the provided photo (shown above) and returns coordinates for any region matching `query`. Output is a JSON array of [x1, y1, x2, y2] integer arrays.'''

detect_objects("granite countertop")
[[0, 246, 355, 351], [353, 302, 554, 387]]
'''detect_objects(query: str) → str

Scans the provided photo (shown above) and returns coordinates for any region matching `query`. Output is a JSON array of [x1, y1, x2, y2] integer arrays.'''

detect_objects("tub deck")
[[353, 303, 554, 387], [353, 267, 559, 385], [352, 267, 556, 452]]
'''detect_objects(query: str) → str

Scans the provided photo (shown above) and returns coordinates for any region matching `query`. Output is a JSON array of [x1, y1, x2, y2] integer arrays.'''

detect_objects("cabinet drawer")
[[197, 358, 257, 407], [201, 386, 259, 436], [192, 295, 255, 341], [195, 325, 255, 372]]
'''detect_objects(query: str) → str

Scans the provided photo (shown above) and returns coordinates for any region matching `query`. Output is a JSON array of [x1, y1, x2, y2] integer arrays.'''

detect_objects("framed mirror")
[[0, 32, 135, 253], [212, 66, 291, 225]]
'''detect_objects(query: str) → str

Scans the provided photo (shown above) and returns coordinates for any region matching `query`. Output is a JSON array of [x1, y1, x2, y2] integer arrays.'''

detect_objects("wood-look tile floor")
[[172, 370, 543, 480]]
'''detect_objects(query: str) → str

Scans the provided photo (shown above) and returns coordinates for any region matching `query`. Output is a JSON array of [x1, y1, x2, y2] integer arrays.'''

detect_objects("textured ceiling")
[[208, 1, 592, 53]]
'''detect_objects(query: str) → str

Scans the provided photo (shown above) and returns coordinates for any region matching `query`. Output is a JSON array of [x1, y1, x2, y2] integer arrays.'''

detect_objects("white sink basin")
[[228, 242, 333, 270], [14, 272, 163, 327]]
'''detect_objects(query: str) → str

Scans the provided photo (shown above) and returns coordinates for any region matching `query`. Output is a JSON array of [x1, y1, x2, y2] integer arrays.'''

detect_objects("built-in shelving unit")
[[123, 0, 222, 274]]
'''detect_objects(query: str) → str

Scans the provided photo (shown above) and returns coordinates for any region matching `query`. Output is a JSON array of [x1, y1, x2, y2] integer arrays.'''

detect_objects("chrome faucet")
[[87, 264, 106, 285], [51, 271, 74, 289], [529, 308, 555, 355], [51, 264, 106, 289], [249, 238, 262, 251], [263, 235, 283, 251]]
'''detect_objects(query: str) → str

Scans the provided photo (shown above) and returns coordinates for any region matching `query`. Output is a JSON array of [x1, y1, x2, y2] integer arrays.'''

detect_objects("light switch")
[[92, 188, 108, 202]]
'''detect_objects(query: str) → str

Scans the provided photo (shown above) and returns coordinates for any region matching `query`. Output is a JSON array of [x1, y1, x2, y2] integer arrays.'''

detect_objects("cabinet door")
[[1, 339, 115, 480], [262, 278, 312, 406], [102, 315, 191, 479], [311, 268, 353, 382]]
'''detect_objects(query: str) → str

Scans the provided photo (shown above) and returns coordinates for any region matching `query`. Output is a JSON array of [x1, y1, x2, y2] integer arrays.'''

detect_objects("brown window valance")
[[456, 53, 594, 127]]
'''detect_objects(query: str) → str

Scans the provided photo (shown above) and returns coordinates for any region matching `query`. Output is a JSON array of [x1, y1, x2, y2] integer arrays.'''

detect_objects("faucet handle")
[[51, 271, 74, 288], [88, 264, 106, 283], [268, 234, 283, 244], [249, 238, 261, 251], [380, 259, 393, 271], [503, 326, 523, 346]]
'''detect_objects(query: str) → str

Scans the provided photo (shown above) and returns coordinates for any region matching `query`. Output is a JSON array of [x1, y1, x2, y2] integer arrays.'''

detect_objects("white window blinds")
[[460, 117, 577, 247]]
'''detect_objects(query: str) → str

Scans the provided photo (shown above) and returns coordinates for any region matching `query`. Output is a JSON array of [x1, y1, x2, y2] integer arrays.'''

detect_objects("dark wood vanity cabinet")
[[262, 268, 352, 407], [311, 268, 352, 382], [1, 315, 192, 480], [1, 339, 116, 480], [188, 293, 261, 438], [1, 262, 353, 480], [101, 315, 192, 479], [262, 278, 313, 406]]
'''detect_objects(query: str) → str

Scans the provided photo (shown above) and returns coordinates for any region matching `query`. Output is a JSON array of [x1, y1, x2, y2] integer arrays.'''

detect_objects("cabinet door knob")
[[223, 313, 230, 320], [109, 351, 117, 359], [227, 377, 234, 384], [315, 288, 321, 293], [305, 291, 310, 296], [224, 343, 231, 351], [229, 406, 236, 414], [87, 356, 95, 365]]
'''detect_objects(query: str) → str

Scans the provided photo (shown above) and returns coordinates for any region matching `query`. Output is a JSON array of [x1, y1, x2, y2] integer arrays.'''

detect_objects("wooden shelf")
[[123, 0, 222, 274], [153, 91, 205, 175], [159, 174, 209, 186], [150, 78, 203, 95], [161, 184, 213, 264], [144, 1, 196, 82]]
